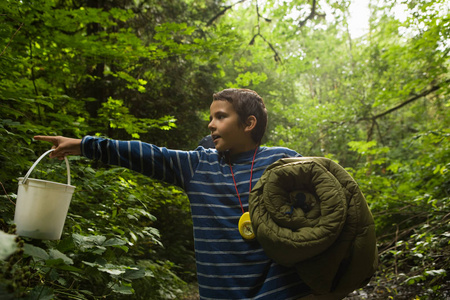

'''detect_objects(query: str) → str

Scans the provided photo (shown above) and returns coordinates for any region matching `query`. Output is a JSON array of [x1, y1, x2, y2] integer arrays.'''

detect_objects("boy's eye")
[[210, 113, 227, 121]]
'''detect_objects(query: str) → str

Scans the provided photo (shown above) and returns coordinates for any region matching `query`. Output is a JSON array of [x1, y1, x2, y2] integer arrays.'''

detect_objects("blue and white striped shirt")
[[81, 136, 311, 299]]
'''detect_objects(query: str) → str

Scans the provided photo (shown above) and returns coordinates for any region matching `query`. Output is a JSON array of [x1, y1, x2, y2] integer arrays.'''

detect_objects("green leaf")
[[425, 269, 447, 277], [103, 237, 127, 247], [72, 233, 107, 249], [24, 244, 50, 260], [55, 236, 76, 253], [404, 274, 425, 285], [110, 282, 134, 295], [46, 260, 82, 272], [27, 286, 54, 300], [123, 267, 146, 280], [83, 261, 119, 274], [49, 248, 73, 265], [347, 140, 378, 154], [98, 265, 126, 276]]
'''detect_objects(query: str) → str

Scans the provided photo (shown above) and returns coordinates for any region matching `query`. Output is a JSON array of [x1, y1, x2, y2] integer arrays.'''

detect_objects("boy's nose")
[[208, 120, 215, 131]]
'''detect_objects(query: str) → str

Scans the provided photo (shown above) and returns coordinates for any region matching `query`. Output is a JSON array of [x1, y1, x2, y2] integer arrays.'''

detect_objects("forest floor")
[[182, 276, 450, 300], [181, 283, 200, 300], [346, 279, 450, 299], [345, 271, 450, 300]]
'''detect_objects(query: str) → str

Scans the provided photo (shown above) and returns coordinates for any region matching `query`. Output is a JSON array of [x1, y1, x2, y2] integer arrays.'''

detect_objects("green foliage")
[[98, 97, 176, 139], [344, 129, 449, 298], [1, 0, 209, 297], [0, 159, 192, 299]]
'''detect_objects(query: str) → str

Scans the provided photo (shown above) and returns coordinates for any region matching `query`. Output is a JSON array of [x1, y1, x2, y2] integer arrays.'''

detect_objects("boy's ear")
[[244, 115, 257, 132]]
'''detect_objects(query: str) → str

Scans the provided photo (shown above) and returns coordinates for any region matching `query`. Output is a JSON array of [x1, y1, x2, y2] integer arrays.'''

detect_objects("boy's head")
[[212, 88, 268, 144]]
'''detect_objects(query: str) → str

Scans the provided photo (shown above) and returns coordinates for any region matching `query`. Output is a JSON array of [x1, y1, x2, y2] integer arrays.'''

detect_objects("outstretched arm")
[[35, 135, 199, 189], [34, 136, 81, 159]]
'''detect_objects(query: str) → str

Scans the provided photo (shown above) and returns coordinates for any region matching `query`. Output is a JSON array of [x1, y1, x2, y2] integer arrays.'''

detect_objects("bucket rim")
[[18, 177, 76, 189]]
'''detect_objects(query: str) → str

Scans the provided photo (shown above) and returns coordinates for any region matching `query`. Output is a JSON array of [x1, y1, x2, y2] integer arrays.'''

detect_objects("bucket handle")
[[22, 149, 71, 186]]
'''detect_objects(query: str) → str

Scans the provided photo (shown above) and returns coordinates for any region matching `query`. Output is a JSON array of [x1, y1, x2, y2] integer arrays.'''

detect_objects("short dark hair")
[[212, 88, 268, 144]]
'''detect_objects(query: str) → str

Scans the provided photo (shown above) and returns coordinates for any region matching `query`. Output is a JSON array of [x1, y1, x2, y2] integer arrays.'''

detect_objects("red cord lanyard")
[[228, 147, 258, 240], [228, 147, 258, 213]]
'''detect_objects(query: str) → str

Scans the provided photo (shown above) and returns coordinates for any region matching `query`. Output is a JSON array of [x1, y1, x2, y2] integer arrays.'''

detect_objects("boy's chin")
[[214, 143, 229, 153], [215, 146, 227, 153]]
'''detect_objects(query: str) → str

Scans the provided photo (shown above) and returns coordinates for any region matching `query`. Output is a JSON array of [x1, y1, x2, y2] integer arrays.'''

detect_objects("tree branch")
[[372, 79, 450, 120], [324, 79, 448, 143], [298, 0, 325, 28], [258, 34, 282, 63], [206, 0, 247, 26], [0, 18, 24, 57], [247, 2, 281, 63]]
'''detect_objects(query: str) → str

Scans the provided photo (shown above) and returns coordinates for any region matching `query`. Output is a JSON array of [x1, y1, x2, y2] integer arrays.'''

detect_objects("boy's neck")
[[224, 145, 259, 162], [228, 143, 258, 156]]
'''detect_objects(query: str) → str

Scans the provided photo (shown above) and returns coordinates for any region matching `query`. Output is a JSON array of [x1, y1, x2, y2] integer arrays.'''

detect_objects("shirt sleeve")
[[282, 147, 302, 158], [80, 136, 200, 189]]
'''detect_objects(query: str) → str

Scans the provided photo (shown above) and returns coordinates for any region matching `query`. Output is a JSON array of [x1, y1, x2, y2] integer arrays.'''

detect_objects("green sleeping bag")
[[249, 157, 378, 299]]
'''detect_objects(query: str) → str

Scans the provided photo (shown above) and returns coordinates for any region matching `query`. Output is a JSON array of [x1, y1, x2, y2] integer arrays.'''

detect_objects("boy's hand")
[[34, 136, 82, 159]]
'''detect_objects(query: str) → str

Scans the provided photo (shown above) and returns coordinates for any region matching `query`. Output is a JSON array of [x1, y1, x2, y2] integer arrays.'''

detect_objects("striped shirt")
[[81, 136, 311, 299]]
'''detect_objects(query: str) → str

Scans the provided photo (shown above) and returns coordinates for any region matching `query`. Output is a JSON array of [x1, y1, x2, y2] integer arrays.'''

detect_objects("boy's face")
[[209, 100, 256, 155]]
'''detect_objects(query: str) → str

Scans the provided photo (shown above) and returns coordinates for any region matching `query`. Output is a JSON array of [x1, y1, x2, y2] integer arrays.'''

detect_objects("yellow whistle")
[[238, 212, 255, 240]]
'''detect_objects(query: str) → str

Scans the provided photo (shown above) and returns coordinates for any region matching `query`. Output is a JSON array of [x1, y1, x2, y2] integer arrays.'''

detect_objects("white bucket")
[[14, 149, 75, 240]]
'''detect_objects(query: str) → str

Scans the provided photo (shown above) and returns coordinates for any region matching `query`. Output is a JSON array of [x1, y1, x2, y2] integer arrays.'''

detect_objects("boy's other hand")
[[34, 136, 82, 159]]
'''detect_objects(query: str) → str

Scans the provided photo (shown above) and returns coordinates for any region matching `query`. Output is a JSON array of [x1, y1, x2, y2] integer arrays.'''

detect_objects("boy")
[[34, 88, 312, 299]]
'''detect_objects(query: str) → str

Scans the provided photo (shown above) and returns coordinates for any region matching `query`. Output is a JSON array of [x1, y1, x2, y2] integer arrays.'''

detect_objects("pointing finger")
[[34, 136, 58, 145]]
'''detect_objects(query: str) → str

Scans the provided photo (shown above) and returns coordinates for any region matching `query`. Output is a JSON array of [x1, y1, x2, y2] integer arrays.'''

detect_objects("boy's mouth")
[[211, 135, 221, 142]]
